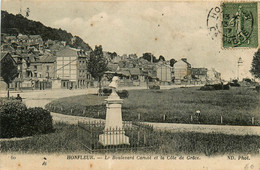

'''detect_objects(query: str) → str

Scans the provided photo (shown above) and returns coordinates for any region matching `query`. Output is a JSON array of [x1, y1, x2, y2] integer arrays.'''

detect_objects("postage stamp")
[[222, 2, 258, 48]]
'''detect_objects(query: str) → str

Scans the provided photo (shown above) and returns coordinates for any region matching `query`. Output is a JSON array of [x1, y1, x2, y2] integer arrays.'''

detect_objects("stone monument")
[[99, 76, 130, 146]]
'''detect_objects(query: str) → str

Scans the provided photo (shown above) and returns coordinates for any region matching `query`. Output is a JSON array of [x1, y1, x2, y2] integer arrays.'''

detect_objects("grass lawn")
[[45, 87, 260, 125], [1, 122, 260, 155]]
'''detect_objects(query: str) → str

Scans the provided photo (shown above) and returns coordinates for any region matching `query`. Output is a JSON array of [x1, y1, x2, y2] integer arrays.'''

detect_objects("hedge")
[[0, 98, 53, 138]]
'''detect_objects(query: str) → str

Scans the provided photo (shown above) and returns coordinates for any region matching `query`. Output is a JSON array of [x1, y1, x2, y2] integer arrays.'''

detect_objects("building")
[[156, 63, 173, 84], [3, 34, 44, 54], [37, 53, 56, 79], [174, 58, 191, 84], [56, 47, 92, 89], [191, 68, 208, 84], [77, 50, 92, 88], [206, 68, 221, 85], [11, 54, 26, 90], [28, 53, 56, 90]]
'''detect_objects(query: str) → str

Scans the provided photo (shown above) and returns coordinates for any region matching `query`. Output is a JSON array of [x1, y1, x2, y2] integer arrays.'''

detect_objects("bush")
[[229, 80, 240, 87], [100, 88, 129, 98], [200, 85, 215, 91], [0, 99, 27, 138], [149, 85, 160, 90], [200, 84, 230, 91], [0, 99, 53, 138], [101, 88, 112, 96], [117, 90, 129, 99], [23, 108, 53, 136]]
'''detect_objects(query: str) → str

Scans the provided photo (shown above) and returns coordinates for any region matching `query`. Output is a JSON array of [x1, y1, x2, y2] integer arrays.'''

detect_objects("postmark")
[[222, 2, 258, 48], [207, 6, 222, 40]]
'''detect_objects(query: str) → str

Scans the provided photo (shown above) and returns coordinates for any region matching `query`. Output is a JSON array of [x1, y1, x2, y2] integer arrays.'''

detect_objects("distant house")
[[206, 68, 221, 85], [129, 67, 144, 86], [112, 55, 122, 64], [191, 68, 208, 84], [156, 63, 173, 84], [1, 44, 16, 54], [77, 50, 92, 88], [56, 47, 92, 89], [3, 34, 44, 54], [4, 36, 17, 44], [174, 58, 191, 84], [38, 53, 56, 79], [28, 35, 44, 53], [11, 53, 34, 90], [26, 53, 56, 90]]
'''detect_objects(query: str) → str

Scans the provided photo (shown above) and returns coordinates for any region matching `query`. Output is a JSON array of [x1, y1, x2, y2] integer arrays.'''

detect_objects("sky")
[[1, 0, 259, 80]]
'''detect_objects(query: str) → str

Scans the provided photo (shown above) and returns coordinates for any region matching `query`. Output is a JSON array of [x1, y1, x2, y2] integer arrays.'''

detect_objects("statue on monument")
[[108, 76, 120, 99]]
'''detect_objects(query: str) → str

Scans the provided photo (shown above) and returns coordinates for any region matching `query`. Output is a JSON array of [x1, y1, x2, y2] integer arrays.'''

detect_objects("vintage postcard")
[[0, 0, 260, 169]]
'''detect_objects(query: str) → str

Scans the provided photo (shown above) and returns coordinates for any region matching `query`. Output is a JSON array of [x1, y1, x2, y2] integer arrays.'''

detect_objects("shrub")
[[0, 99, 53, 138], [200, 85, 215, 91], [229, 80, 240, 87], [149, 85, 160, 90], [23, 108, 53, 135], [101, 88, 112, 96], [117, 90, 129, 99], [0, 99, 27, 138], [100, 88, 129, 98]]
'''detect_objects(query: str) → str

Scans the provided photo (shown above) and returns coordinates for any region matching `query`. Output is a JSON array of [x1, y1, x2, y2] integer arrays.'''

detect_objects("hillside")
[[1, 10, 92, 51]]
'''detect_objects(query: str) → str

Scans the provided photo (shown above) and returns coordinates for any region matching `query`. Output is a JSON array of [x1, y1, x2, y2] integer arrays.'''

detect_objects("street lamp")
[[237, 57, 243, 80]]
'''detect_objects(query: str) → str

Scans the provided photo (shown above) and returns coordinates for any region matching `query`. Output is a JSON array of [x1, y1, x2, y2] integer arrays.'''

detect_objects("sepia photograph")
[[0, 0, 260, 169]]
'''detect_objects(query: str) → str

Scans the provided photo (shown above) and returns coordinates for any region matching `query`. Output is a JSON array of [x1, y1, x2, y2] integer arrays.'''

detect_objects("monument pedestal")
[[99, 96, 129, 146]]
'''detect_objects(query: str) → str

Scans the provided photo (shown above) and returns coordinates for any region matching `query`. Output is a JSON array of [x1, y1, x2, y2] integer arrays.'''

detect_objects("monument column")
[[99, 76, 130, 146]]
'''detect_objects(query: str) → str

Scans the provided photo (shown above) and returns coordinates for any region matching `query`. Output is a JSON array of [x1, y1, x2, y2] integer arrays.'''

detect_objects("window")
[[34, 73, 37, 77], [79, 70, 81, 77]]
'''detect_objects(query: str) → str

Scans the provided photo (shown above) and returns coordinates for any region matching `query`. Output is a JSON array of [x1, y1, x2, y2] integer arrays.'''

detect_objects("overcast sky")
[[1, 0, 258, 80]]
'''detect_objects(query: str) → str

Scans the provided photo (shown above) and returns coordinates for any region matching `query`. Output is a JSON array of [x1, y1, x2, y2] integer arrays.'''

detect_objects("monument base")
[[99, 133, 130, 146]]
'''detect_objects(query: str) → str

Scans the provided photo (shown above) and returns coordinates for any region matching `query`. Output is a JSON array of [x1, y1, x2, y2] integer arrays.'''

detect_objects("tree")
[[141, 53, 157, 63], [170, 58, 177, 67], [1, 54, 18, 98], [159, 55, 165, 61], [107, 52, 118, 60], [250, 49, 260, 79], [87, 45, 108, 95]]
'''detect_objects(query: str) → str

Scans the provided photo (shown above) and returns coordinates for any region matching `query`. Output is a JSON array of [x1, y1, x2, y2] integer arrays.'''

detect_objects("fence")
[[77, 120, 159, 153]]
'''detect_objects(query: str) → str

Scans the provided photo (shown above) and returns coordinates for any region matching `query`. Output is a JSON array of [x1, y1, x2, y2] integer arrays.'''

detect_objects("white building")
[[156, 63, 173, 84], [56, 47, 78, 89]]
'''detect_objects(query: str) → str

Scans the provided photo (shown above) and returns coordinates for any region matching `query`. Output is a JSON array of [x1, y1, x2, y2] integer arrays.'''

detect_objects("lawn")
[[1, 122, 260, 155], [45, 87, 260, 125]]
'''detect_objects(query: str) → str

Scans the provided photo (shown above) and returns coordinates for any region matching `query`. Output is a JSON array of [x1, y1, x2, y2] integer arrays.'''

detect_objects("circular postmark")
[[222, 5, 254, 47], [207, 6, 222, 40]]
